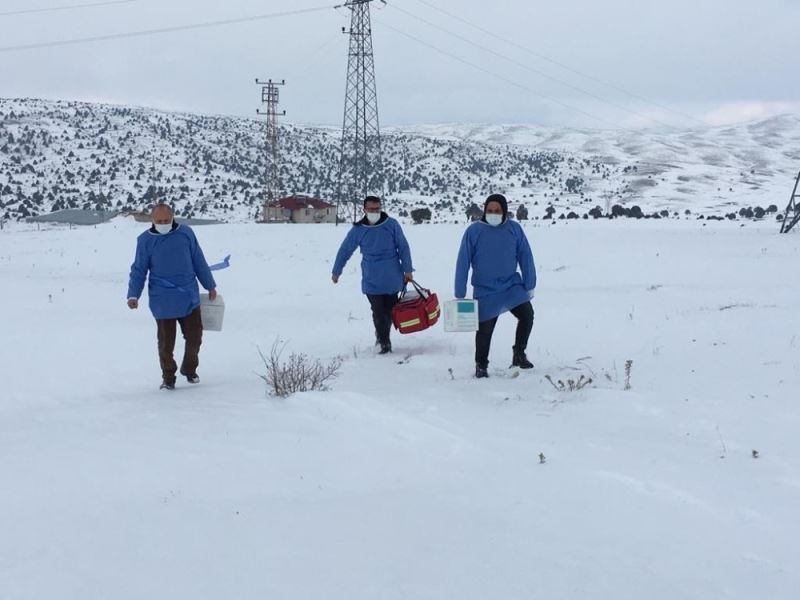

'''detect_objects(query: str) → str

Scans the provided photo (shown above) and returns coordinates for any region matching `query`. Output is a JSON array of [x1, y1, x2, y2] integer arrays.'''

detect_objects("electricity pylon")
[[780, 170, 800, 233], [335, 0, 385, 224]]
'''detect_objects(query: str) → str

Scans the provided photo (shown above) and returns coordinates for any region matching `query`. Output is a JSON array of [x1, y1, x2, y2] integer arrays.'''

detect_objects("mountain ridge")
[[1, 97, 796, 223]]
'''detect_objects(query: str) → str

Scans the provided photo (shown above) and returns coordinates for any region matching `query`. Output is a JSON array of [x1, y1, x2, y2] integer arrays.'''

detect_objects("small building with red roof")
[[262, 194, 336, 223]]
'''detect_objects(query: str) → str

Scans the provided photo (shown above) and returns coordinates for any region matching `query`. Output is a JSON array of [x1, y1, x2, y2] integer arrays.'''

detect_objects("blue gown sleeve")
[[332, 226, 360, 276], [394, 221, 414, 274], [516, 227, 536, 291], [454, 228, 473, 299], [127, 237, 149, 299], [189, 229, 217, 291]]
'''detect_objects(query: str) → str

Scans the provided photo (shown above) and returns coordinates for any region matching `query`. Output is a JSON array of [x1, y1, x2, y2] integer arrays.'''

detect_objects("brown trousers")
[[156, 307, 203, 384]]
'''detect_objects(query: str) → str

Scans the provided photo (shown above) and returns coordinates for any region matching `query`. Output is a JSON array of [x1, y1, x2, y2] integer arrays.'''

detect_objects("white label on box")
[[443, 299, 479, 332]]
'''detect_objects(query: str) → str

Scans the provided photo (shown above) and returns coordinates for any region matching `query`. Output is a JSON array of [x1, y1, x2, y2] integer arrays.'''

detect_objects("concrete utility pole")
[[780, 170, 800, 233], [255, 78, 286, 218], [335, 0, 385, 224]]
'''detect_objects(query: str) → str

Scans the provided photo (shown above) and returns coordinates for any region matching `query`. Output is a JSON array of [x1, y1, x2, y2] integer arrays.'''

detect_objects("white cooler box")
[[443, 299, 479, 332], [200, 293, 225, 331]]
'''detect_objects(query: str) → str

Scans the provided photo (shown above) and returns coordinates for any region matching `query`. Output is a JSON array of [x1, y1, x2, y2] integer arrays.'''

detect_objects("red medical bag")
[[392, 280, 441, 334]]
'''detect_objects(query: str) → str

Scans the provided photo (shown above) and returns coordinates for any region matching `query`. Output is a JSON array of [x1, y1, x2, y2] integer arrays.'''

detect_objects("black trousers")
[[475, 301, 534, 367], [366, 293, 399, 345]]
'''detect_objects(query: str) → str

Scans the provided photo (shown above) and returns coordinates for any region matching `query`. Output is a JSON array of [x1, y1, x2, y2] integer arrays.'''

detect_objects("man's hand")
[[127, 298, 139, 309], [208, 288, 217, 301], [403, 272, 414, 283], [331, 274, 339, 284]]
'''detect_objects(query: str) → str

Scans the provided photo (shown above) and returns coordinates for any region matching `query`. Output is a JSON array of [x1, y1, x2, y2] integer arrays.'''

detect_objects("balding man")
[[127, 203, 218, 390]]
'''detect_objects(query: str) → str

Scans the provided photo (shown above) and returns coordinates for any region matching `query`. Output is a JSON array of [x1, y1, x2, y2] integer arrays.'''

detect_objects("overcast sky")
[[0, 0, 798, 129]]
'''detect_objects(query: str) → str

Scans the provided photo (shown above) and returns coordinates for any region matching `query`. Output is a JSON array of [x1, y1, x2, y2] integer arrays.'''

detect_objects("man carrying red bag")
[[332, 196, 414, 354]]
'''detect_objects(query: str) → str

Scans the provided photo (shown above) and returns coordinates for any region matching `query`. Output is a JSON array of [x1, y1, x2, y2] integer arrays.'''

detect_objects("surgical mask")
[[366, 212, 381, 224], [486, 214, 503, 226], [154, 221, 173, 234]]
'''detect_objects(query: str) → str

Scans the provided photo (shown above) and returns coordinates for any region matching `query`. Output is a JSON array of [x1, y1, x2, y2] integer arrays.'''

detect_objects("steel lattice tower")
[[336, 0, 384, 224], [255, 78, 286, 218], [780, 170, 800, 233]]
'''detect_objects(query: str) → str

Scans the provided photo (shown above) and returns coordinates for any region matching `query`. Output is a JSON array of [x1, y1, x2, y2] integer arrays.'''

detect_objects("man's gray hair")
[[152, 202, 174, 215]]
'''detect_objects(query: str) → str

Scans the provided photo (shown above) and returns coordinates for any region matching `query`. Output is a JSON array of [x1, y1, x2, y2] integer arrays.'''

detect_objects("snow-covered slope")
[[1, 97, 798, 223], [401, 117, 800, 215]]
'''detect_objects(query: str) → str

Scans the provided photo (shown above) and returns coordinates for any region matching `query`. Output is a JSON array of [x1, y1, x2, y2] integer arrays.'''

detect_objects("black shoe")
[[475, 365, 489, 379], [180, 370, 200, 384], [379, 342, 392, 354], [160, 381, 175, 390], [511, 347, 534, 369]]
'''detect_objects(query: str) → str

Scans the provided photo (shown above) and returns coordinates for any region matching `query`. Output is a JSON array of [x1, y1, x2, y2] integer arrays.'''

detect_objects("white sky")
[[0, 0, 798, 129]]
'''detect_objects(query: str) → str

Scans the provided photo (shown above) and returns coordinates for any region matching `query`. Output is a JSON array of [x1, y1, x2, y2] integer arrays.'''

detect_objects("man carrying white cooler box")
[[127, 203, 220, 390]]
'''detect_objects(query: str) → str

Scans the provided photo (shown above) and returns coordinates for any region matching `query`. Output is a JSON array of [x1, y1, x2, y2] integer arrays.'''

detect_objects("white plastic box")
[[443, 299, 479, 332], [200, 293, 225, 331]]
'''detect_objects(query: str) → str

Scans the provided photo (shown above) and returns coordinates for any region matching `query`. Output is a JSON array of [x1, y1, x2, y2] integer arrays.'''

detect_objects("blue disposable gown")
[[127, 224, 217, 319], [454, 219, 536, 322], [332, 215, 414, 295]]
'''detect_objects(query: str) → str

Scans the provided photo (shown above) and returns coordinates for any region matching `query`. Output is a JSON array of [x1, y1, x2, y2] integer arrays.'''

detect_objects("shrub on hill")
[[411, 207, 432, 224]]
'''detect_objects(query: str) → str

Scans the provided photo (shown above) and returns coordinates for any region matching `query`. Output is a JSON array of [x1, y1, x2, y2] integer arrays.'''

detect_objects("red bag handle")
[[400, 279, 429, 300]]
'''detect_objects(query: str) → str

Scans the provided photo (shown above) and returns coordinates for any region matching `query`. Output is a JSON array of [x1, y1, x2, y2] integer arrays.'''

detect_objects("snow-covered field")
[[1, 217, 799, 599]]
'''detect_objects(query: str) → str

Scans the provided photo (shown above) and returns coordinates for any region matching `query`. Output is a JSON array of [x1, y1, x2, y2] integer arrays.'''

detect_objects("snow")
[[1, 217, 799, 599]]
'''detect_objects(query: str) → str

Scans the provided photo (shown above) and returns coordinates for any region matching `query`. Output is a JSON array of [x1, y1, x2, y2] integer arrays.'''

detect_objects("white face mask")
[[154, 221, 173, 234], [485, 214, 503, 226], [366, 212, 381, 224]]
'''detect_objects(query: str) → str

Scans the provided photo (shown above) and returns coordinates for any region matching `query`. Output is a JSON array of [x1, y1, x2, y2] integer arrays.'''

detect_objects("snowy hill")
[[0, 97, 798, 223]]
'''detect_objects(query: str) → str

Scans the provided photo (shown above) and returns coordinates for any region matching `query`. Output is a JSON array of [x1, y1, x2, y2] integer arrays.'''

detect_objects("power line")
[[374, 17, 619, 128], [0, 5, 335, 53], [388, 4, 742, 165], [399, 2, 741, 160], [389, 2, 678, 129], [0, 0, 136, 18], [293, 31, 343, 77], [410, 0, 706, 127]]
